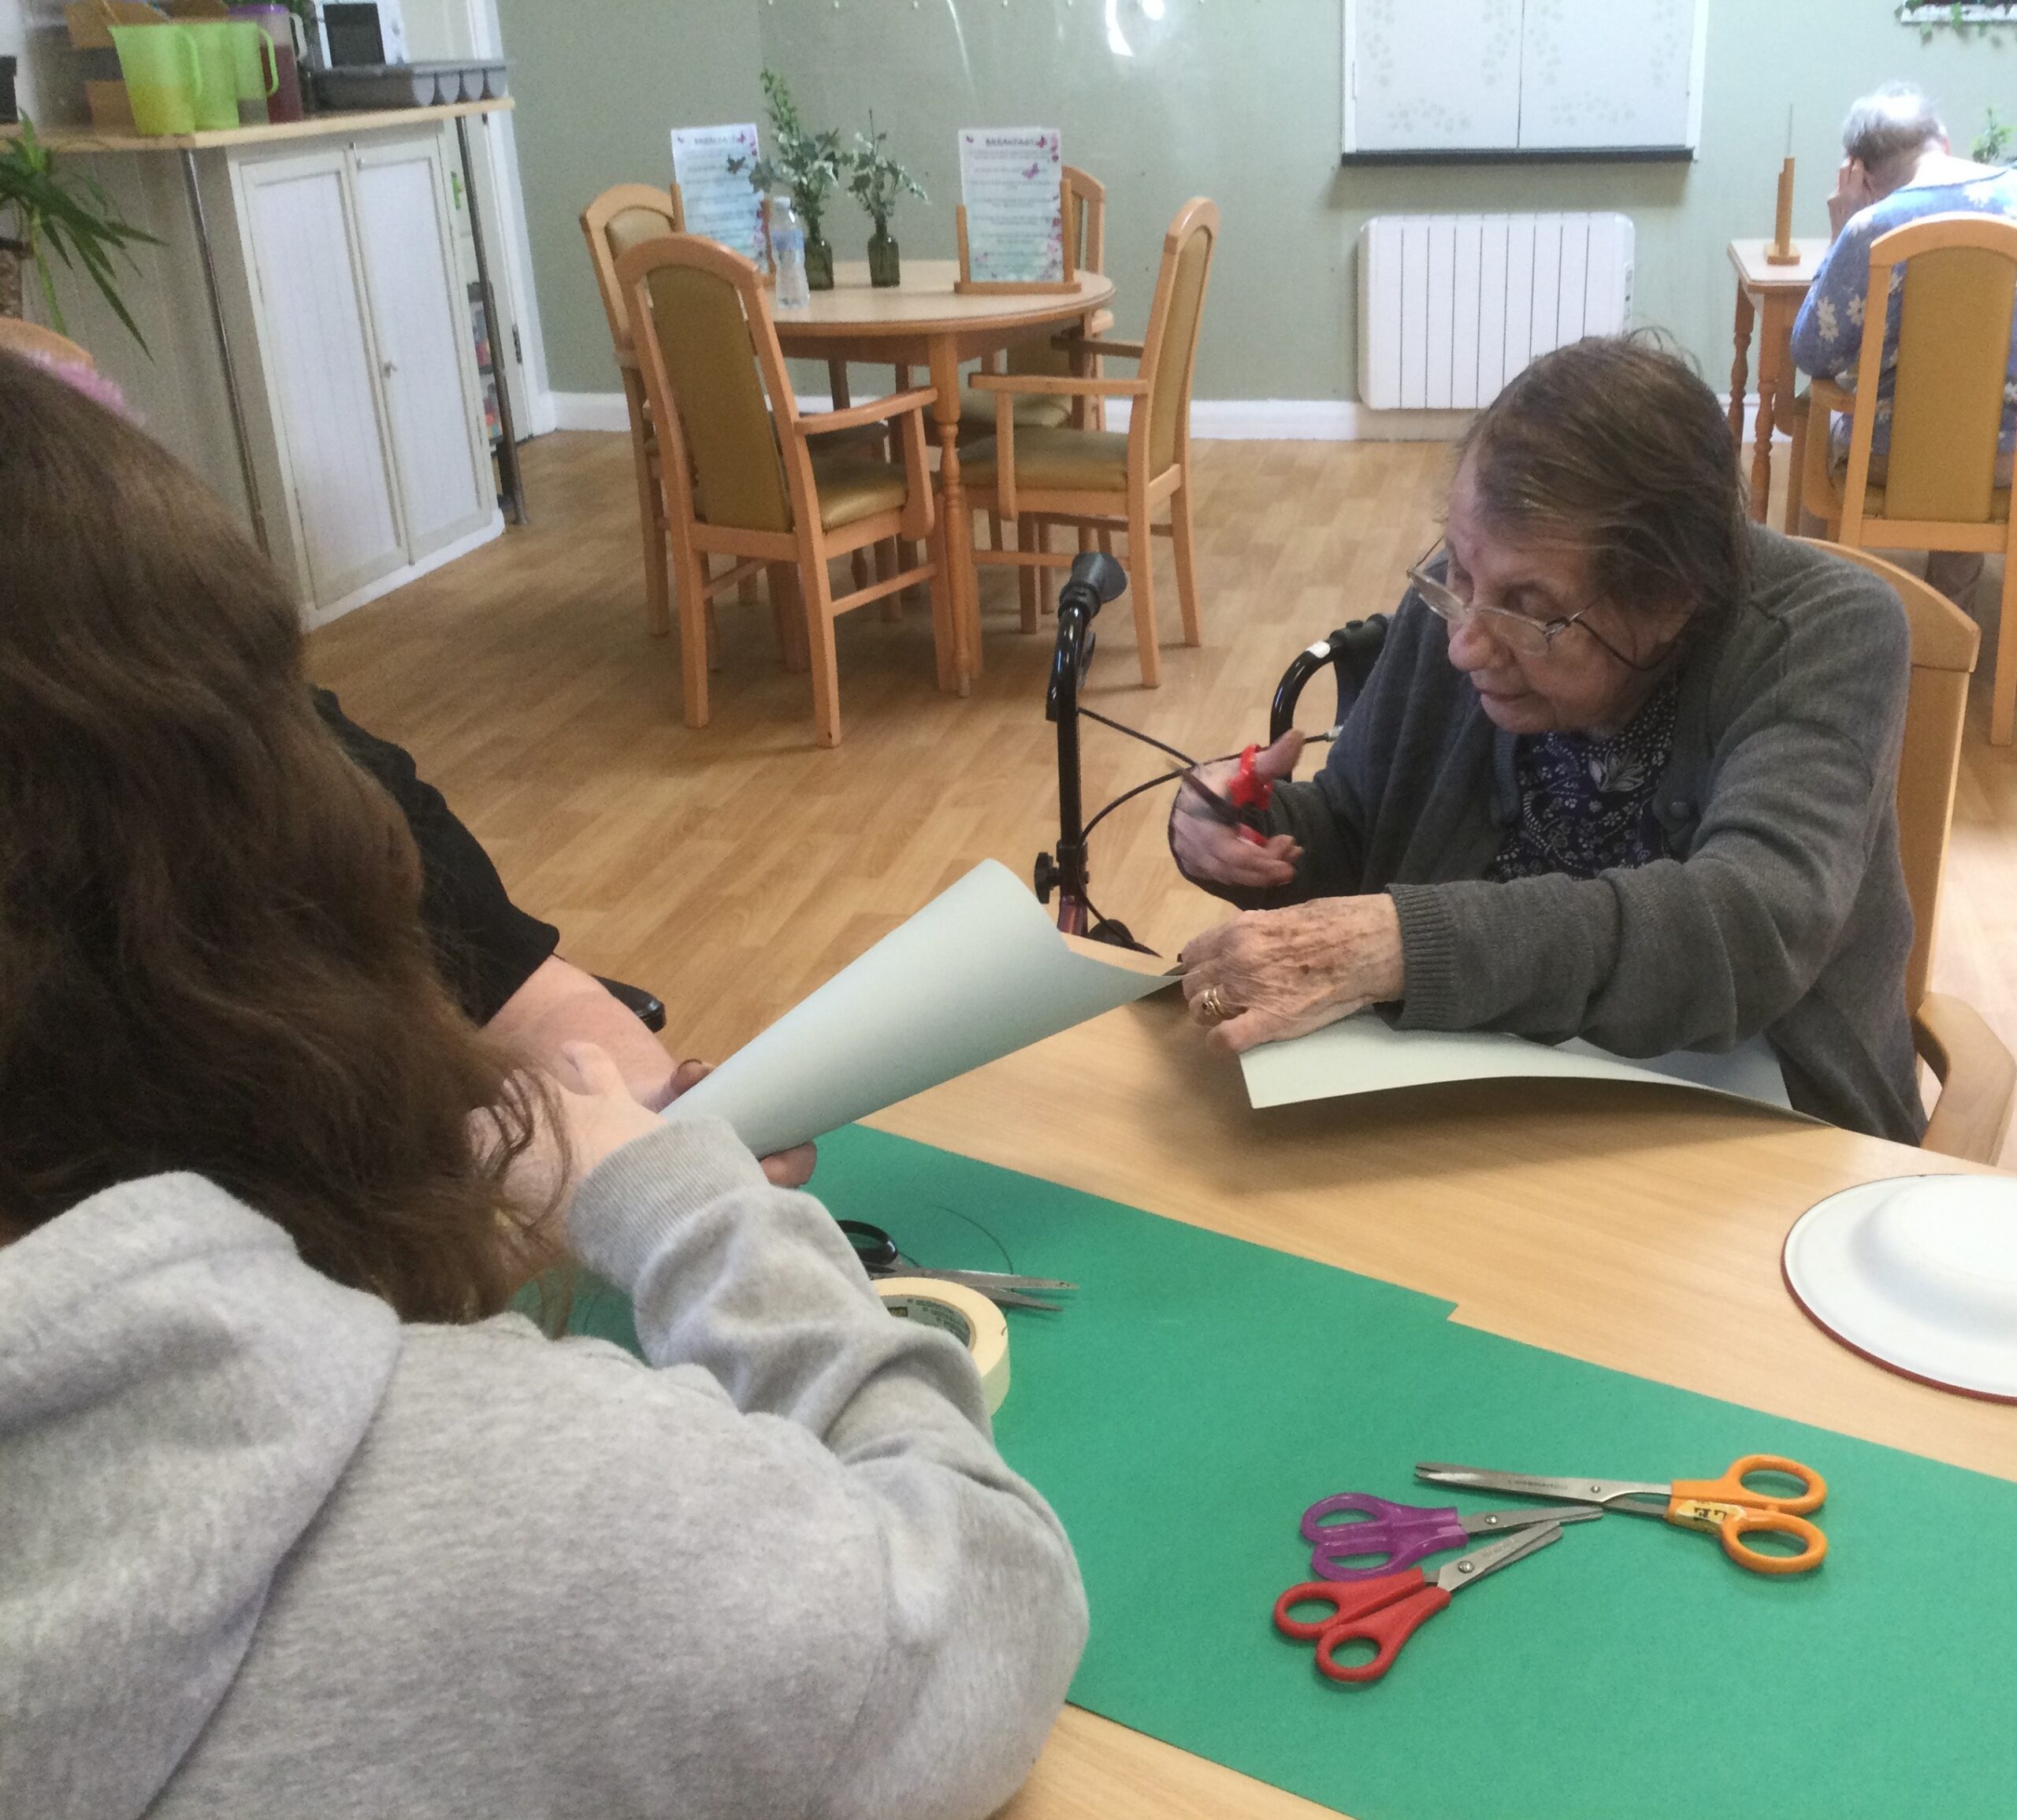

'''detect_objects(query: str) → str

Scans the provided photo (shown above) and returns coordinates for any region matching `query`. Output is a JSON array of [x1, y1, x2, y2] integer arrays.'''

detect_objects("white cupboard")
[[236, 134, 493, 615]]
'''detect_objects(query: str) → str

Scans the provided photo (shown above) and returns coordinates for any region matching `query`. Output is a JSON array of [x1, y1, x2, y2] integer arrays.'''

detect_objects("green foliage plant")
[[1974, 104, 2015, 163], [845, 112, 926, 234], [727, 69, 843, 241], [0, 116, 158, 349]]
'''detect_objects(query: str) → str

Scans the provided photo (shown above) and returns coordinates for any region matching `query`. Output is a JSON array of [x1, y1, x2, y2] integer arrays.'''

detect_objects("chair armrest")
[[1053, 333, 1145, 361], [970, 372, 1148, 398], [1808, 376, 1854, 414], [796, 385, 938, 436], [1915, 991, 2017, 1164]]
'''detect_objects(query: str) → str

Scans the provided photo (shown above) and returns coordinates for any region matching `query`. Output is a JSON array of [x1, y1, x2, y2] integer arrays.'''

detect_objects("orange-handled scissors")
[[1416, 1455, 1829, 1575]]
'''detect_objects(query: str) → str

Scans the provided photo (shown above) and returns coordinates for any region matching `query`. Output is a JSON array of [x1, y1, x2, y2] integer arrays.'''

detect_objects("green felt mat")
[[557, 1125, 2017, 1820]]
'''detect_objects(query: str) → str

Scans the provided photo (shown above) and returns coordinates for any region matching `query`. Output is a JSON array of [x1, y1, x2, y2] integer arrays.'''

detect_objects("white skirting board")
[[548, 392, 1787, 444], [306, 510, 505, 628]]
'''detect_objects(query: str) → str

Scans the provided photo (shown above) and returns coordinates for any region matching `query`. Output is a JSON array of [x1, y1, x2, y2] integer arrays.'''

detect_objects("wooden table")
[[770, 259, 1116, 690], [1726, 237, 1828, 533], [867, 992, 2016, 1820]]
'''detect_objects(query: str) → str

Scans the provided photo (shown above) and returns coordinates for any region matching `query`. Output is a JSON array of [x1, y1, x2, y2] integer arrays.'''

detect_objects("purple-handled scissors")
[[1302, 1491, 1603, 1581]]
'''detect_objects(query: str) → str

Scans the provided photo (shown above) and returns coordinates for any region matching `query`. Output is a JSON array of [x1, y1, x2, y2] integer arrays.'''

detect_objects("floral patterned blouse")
[[1488, 680, 1680, 883], [1789, 168, 2017, 457]]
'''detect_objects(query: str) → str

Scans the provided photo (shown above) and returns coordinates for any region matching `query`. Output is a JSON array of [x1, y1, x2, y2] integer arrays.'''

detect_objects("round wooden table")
[[770, 259, 1118, 691]]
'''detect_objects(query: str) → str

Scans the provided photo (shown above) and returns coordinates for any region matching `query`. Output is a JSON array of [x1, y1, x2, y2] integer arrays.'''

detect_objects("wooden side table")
[[1726, 237, 1828, 531]]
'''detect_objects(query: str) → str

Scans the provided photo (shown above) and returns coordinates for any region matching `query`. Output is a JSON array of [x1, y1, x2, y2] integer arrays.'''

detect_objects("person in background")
[[0, 351, 1087, 1820], [1169, 336, 1922, 1145], [1791, 82, 2017, 603]]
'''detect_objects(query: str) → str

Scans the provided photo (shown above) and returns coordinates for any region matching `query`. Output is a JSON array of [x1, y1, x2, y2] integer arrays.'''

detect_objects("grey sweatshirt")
[[0, 1118, 1087, 1820], [1205, 527, 1923, 1142]]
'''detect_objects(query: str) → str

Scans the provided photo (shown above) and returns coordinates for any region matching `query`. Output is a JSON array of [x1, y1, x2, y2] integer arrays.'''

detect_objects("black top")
[[314, 689, 559, 1024]]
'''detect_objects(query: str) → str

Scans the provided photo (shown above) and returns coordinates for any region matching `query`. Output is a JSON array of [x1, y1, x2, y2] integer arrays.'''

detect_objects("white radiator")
[[1358, 213, 1635, 411]]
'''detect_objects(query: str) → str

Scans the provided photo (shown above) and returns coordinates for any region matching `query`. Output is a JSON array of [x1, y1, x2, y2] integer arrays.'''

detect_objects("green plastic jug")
[[182, 22, 241, 132], [228, 18, 280, 125], [110, 24, 201, 136]]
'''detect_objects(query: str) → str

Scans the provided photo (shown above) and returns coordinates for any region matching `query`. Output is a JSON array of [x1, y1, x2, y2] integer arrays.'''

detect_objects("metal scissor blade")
[[922, 1268, 1078, 1293], [1417, 1462, 1668, 1506], [1461, 1504, 1604, 1536], [1433, 1521, 1562, 1594], [980, 1287, 1064, 1312]]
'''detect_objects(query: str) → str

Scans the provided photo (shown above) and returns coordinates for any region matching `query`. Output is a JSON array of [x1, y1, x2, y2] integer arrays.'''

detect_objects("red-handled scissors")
[[1176, 747, 1272, 847], [1275, 1521, 1565, 1684]]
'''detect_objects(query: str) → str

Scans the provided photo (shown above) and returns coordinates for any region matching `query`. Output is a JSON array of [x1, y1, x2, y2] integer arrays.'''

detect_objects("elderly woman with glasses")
[[1169, 335, 1925, 1143]]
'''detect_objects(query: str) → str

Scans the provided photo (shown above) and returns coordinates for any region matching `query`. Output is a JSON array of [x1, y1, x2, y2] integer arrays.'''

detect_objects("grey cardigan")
[[1205, 527, 1925, 1143]]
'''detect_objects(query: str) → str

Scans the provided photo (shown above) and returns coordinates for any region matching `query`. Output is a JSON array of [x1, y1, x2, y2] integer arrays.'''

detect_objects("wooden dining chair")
[[0, 318, 96, 366], [580, 183, 685, 641], [960, 197, 1218, 687], [1800, 212, 2017, 745], [1800, 540, 2015, 1161], [615, 232, 945, 747], [958, 165, 1115, 626]]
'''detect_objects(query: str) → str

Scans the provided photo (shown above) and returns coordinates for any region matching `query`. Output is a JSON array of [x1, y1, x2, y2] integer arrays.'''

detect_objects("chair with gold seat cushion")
[[963, 197, 1218, 687], [956, 166, 1115, 625], [615, 231, 947, 747], [581, 184, 685, 638], [961, 429, 1130, 496], [1801, 210, 2017, 743], [581, 184, 890, 645]]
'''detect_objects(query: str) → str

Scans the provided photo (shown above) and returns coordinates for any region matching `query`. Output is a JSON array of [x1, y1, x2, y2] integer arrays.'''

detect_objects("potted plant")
[[846, 112, 926, 288], [728, 69, 844, 291], [0, 116, 156, 347]]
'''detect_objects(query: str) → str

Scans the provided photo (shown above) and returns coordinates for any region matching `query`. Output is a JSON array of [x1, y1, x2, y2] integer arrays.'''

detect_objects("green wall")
[[500, 0, 2017, 402]]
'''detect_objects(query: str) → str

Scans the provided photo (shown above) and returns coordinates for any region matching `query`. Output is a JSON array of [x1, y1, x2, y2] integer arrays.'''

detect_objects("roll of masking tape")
[[875, 1276, 1011, 1413]]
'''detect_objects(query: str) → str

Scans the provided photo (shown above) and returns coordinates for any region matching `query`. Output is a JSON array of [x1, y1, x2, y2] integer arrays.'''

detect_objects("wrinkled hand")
[[667, 1058, 818, 1187], [1828, 158, 1875, 239], [1178, 895, 1405, 1053], [1167, 729, 1306, 890]]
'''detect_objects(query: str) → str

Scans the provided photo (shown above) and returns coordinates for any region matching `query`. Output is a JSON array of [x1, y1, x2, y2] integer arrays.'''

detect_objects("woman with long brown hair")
[[0, 354, 1084, 1820]]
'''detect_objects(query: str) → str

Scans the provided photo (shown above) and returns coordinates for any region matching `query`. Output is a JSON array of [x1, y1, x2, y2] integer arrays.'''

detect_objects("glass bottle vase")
[[804, 233, 835, 292], [867, 225, 901, 288]]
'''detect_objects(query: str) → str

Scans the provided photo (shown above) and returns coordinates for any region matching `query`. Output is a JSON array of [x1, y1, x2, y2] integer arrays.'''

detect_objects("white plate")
[[1782, 1174, 2017, 1402]]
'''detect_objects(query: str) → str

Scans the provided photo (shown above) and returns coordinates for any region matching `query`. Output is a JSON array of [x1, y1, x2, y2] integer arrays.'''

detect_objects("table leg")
[[1727, 282, 1755, 453], [928, 338, 974, 692], [1768, 299, 1804, 534], [1748, 298, 1782, 525]]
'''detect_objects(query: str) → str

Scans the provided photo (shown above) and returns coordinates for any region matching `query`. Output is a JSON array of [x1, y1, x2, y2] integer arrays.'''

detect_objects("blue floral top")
[[1790, 169, 2017, 456], [1488, 680, 1679, 883]]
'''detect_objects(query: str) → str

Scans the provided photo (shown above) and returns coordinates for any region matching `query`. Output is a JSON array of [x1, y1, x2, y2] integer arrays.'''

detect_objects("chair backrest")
[[580, 183, 684, 364], [614, 232, 800, 535], [1135, 197, 1219, 477], [1063, 165, 1105, 275], [1796, 540, 1978, 1010], [1844, 211, 2017, 526], [1008, 165, 1107, 379], [0, 318, 95, 368]]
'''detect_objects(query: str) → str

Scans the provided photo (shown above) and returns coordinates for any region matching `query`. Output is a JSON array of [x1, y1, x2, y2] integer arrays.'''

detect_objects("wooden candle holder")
[[955, 179, 1079, 295], [1765, 155, 1801, 265]]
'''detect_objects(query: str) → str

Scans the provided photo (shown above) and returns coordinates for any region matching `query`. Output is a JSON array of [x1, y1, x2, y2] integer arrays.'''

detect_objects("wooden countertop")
[[2, 96, 510, 154]]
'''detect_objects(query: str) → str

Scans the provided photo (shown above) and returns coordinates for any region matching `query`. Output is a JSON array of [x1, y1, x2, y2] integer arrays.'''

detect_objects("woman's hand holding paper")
[[669, 1058, 819, 1187], [1179, 897, 1405, 1054]]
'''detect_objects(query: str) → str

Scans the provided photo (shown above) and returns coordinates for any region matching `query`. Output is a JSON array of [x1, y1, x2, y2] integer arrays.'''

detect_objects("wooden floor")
[[310, 432, 2017, 1168]]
